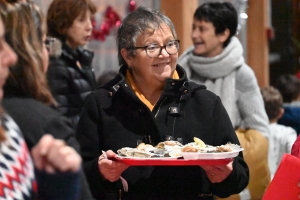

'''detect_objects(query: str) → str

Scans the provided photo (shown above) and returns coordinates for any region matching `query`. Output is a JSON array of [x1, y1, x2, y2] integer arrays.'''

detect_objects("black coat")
[[76, 64, 249, 200], [47, 43, 96, 129], [3, 95, 94, 200]]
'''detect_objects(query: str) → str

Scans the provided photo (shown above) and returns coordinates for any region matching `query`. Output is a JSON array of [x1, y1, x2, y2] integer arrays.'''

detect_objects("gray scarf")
[[178, 37, 245, 125]]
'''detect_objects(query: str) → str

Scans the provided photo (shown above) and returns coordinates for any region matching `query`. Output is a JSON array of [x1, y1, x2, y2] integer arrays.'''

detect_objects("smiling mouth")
[[152, 61, 170, 67]]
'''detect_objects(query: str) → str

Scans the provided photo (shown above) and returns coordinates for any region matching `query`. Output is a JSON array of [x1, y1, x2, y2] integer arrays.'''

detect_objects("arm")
[[31, 134, 82, 200], [236, 65, 270, 138], [286, 127, 297, 153], [76, 93, 126, 198], [46, 58, 71, 116]]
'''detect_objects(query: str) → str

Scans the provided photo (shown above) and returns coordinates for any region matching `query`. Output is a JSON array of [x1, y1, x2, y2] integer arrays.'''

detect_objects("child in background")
[[261, 86, 297, 180], [276, 74, 300, 134]]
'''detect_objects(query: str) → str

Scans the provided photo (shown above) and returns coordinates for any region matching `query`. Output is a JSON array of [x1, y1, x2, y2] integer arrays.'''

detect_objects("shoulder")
[[270, 123, 297, 134], [178, 46, 194, 66], [3, 97, 62, 124], [235, 64, 259, 91]]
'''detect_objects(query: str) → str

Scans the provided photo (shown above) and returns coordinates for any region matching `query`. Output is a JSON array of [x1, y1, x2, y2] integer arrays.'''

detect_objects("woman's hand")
[[98, 150, 129, 182], [31, 134, 82, 174], [201, 161, 233, 183]]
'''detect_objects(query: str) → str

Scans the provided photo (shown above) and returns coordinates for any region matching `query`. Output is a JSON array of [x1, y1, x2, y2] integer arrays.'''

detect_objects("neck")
[[269, 119, 278, 124], [132, 75, 163, 105], [65, 40, 78, 50]]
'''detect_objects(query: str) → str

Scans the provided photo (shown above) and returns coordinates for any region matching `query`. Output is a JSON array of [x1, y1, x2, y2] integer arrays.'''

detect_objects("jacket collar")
[[98, 64, 206, 108]]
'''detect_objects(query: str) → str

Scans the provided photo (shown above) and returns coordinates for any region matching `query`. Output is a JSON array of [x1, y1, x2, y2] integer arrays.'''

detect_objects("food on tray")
[[181, 146, 199, 152], [216, 145, 233, 152], [116, 137, 242, 159], [193, 137, 206, 148], [155, 141, 183, 149], [117, 147, 153, 158], [136, 142, 154, 150]]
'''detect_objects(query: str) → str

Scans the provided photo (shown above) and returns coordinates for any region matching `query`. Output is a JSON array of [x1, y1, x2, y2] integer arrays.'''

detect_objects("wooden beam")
[[247, 0, 269, 87], [160, 0, 198, 55]]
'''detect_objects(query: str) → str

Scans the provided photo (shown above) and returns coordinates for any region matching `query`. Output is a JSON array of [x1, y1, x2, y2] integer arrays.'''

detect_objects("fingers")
[[105, 150, 117, 158], [98, 151, 129, 182], [31, 134, 55, 170], [31, 134, 81, 173], [201, 161, 233, 183]]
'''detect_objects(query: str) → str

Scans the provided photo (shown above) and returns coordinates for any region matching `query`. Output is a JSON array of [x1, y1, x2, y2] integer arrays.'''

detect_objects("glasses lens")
[[146, 44, 160, 57], [166, 40, 179, 54]]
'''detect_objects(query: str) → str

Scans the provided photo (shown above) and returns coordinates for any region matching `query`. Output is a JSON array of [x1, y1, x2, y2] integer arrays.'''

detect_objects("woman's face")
[[0, 20, 17, 100], [65, 10, 93, 49], [123, 23, 178, 86], [191, 18, 226, 57]]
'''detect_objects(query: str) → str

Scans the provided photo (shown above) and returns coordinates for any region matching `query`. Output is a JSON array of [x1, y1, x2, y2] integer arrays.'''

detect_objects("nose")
[[2, 42, 17, 68], [191, 28, 200, 40], [86, 19, 93, 31], [159, 47, 170, 57]]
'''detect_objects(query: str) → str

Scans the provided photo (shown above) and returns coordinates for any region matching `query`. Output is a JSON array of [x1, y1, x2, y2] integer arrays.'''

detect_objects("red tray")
[[115, 157, 233, 166]]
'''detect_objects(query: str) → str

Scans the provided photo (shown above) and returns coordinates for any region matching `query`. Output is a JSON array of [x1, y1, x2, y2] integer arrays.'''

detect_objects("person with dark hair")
[[260, 86, 297, 180], [276, 74, 300, 134], [0, 2, 94, 199], [178, 2, 270, 199], [76, 6, 249, 200], [46, 0, 97, 129], [276, 74, 300, 104]]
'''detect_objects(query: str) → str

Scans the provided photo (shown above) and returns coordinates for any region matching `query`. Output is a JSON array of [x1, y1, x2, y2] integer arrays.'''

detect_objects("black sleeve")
[[76, 93, 106, 198], [47, 59, 71, 116], [43, 114, 94, 200]]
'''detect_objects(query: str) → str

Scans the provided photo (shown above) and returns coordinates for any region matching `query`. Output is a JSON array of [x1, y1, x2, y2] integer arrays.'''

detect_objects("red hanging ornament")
[[91, 6, 121, 42], [129, 0, 136, 12]]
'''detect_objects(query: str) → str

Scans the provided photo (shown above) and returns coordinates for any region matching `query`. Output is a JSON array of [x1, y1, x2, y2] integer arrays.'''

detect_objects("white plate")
[[181, 148, 244, 160], [116, 156, 178, 160]]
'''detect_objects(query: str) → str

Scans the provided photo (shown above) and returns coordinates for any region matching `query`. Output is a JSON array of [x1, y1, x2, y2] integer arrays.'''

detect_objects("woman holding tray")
[[76, 6, 249, 200]]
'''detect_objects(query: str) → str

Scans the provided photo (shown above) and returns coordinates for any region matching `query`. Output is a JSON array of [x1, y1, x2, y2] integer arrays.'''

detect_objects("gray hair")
[[117, 6, 177, 66]]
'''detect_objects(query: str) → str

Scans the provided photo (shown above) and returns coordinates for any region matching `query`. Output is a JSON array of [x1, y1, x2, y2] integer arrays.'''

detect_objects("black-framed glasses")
[[127, 40, 180, 58]]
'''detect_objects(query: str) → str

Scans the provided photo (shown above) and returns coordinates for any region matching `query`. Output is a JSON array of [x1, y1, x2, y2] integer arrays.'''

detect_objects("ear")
[[218, 28, 230, 43], [277, 108, 284, 120], [121, 48, 133, 67]]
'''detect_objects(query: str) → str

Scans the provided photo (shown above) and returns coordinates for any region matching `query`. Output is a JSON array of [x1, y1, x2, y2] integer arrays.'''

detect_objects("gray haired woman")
[[76, 6, 249, 200]]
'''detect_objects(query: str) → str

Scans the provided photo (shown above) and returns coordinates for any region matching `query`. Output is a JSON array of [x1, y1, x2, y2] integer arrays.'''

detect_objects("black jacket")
[[3, 95, 94, 200], [47, 42, 96, 129], [76, 64, 249, 200]]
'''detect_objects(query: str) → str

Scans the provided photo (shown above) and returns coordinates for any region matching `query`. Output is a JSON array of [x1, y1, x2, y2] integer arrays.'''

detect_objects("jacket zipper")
[[154, 97, 167, 118]]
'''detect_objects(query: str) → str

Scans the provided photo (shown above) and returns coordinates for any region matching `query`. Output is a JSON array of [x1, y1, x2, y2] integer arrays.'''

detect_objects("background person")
[[177, 2, 270, 199], [46, 0, 97, 129], [76, 6, 249, 200], [0, 7, 82, 200], [260, 86, 297, 180], [0, 2, 93, 199], [275, 74, 300, 135]]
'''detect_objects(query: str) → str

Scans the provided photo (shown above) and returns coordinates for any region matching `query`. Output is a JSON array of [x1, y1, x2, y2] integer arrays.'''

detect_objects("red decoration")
[[129, 0, 136, 12], [91, 1, 136, 42], [91, 6, 121, 41]]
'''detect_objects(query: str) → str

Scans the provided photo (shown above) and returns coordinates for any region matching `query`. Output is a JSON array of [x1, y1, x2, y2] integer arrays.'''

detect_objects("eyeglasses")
[[44, 37, 56, 53], [127, 40, 180, 58]]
